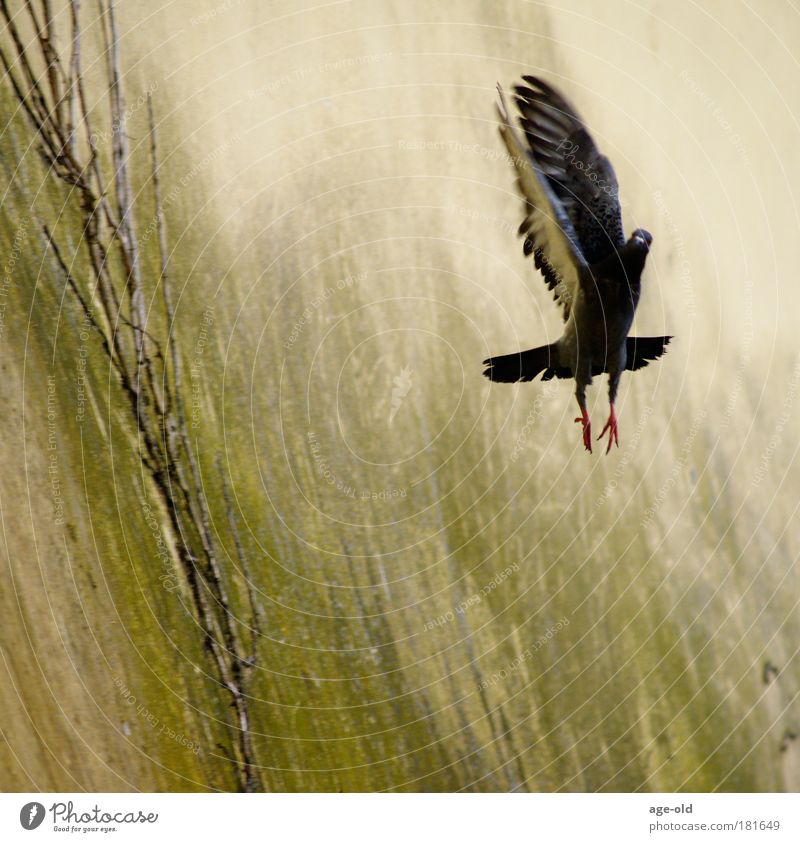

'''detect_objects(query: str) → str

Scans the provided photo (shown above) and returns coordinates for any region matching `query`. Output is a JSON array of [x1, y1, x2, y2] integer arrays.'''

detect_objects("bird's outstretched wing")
[[497, 83, 587, 321], [512, 76, 625, 265]]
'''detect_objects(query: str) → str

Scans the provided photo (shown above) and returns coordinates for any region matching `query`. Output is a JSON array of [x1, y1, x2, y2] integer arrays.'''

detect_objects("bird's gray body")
[[558, 239, 648, 406]]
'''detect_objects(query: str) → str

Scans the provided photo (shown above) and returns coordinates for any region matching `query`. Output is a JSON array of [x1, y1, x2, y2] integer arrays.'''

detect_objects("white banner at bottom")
[[2, 793, 798, 841]]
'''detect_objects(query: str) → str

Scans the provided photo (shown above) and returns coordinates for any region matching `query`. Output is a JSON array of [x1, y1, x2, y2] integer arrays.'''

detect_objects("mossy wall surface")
[[1, 0, 799, 791]]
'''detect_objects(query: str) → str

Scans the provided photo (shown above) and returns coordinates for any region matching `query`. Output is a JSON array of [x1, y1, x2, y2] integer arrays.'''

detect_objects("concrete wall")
[[1, 0, 798, 791]]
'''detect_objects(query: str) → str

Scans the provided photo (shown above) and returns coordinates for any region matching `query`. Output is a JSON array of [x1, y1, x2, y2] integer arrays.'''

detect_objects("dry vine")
[[0, 0, 260, 791]]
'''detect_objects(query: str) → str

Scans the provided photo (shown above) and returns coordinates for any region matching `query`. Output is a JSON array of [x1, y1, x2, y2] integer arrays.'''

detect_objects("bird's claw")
[[597, 406, 619, 455], [574, 410, 592, 453]]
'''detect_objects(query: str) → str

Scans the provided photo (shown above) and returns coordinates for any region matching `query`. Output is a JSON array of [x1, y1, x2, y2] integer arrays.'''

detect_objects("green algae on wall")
[[1, 0, 800, 792]]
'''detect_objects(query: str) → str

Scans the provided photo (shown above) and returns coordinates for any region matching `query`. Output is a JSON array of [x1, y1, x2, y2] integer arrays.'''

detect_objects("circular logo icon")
[[19, 802, 46, 830]]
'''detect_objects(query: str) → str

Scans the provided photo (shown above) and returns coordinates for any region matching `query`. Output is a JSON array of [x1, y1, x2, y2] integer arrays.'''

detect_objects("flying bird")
[[483, 76, 671, 453]]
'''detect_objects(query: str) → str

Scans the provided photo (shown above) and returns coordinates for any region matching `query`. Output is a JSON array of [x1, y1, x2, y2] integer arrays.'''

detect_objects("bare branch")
[[0, 41, 61, 170], [27, 0, 66, 123], [147, 94, 180, 392], [1, 1, 68, 151], [39, 220, 111, 359], [218, 455, 263, 668], [66, 0, 82, 157], [3, 2, 262, 791]]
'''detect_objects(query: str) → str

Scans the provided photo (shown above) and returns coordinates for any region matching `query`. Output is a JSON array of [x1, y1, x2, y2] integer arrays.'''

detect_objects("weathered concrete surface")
[[1, 0, 799, 791]]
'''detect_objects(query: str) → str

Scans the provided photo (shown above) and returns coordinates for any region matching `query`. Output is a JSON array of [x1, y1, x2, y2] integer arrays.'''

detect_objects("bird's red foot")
[[597, 404, 619, 454], [574, 408, 592, 453]]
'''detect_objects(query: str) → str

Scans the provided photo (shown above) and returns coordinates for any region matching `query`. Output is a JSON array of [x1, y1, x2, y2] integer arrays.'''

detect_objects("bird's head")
[[614, 228, 652, 279], [628, 228, 653, 253]]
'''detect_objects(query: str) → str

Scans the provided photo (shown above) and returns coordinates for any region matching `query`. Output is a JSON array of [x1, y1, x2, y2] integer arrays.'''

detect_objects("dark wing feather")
[[513, 76, 625, 264], [625, 336, 672, 371], [497, 83, 588, 321]]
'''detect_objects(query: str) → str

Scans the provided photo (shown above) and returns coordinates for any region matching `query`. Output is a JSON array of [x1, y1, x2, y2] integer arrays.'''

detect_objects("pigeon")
[[483, 76, 671, 453]]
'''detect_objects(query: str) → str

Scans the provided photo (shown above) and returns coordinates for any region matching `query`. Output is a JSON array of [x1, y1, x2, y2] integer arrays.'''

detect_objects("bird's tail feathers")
[[625, 336, 672, 371], [483, 336, 672, 383], [482, 343, 572, 383]]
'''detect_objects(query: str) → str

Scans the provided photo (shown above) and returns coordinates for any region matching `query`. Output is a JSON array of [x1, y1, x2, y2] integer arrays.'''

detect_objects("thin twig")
[[39, 220, 116, 369], [217, 455, 263, 668], [148, 93, 179, 424], [66, 0, 82, 156], [147, 86, 258, 792], [34, 0, 66, 123], [0, 36, 66, 174]]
